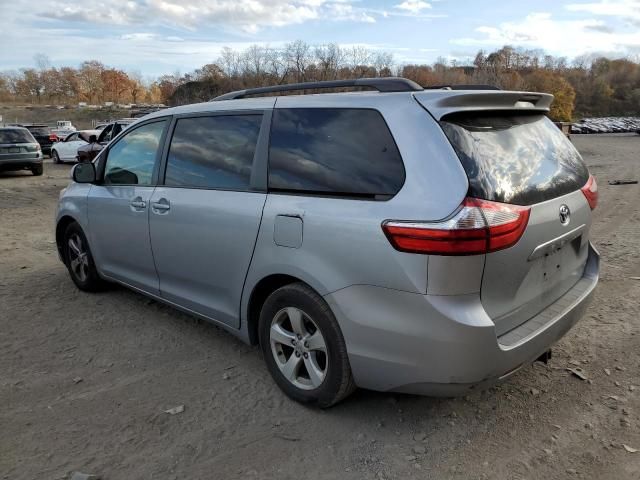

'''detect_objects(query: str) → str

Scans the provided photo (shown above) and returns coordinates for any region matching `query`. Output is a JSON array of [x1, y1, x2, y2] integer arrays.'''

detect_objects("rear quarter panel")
[[241, 93, 470, 328]]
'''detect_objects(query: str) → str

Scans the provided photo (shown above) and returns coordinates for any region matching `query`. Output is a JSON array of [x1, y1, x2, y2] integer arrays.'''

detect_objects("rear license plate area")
[[8, 147, 20, 153], [541, 235, 581, 282]]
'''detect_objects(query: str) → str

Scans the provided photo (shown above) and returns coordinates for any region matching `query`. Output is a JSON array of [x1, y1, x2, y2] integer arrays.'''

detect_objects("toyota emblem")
[[559, 204, 571, 225]]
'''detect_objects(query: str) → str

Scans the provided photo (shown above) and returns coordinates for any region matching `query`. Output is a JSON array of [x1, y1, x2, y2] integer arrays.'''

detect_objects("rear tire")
[[259, 283, 356, 408], [63, 222, 105, 292], [31, 164, 43, 176], [52, 150, 61, 164]]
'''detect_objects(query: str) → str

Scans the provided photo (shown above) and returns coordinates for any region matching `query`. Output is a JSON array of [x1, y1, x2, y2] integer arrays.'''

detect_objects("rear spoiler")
[[413, 91, 554, 120]]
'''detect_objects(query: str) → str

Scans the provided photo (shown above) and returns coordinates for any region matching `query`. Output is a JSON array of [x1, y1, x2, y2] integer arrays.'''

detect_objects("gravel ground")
[[1, 134, 639, 480]]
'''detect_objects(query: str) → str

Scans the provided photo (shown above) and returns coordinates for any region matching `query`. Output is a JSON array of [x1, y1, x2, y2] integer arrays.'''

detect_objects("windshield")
[[440, 113, 589, 206]]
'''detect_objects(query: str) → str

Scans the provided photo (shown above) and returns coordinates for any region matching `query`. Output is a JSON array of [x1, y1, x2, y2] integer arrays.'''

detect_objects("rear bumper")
[[325, 243, 599, 396], [0, 158, 43, 170]]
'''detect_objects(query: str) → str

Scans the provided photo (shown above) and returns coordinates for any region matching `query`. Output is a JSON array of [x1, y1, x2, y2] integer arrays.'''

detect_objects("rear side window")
[[440, 113, 589, 206], [268, 108, 405, 198], [165, 115, 262, 190], [0, 129, 35, 144]]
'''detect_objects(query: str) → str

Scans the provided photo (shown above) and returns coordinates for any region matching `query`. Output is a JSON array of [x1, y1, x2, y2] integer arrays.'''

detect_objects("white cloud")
[[120, 33, 158, 41], [566, 0, 640, 26], [452, 11, 640, 57], [40, 0, 380, 31], [394, 0, 432, 14], [566, 0, 640, 18]]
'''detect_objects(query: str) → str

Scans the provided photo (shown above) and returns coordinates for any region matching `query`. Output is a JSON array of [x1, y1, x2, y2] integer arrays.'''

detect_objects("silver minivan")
[[56, 78, 599, 407]]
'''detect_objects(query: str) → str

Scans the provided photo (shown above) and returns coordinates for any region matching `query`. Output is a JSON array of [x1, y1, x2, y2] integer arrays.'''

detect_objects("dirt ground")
[[1, 134, 639, 480]]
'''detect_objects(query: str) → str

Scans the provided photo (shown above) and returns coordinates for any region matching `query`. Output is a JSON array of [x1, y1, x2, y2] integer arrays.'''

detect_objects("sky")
[[1, 0, 639, 77]]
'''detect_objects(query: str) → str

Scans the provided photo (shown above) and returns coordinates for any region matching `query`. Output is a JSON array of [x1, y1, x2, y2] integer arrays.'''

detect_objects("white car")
[[51, 130, 99, 164]]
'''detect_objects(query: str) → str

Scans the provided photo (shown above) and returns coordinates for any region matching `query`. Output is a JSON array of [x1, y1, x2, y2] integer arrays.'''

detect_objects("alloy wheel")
[[269, 306, 328, 390], [67, 233, 89, 283]]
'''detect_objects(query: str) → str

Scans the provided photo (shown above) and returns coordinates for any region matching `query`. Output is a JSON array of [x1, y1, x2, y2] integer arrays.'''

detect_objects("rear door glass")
[[440, 113, 589, 205], [268, 108, 405, 198], [0, 129, 34, 144], [164, 114, 262, 190]]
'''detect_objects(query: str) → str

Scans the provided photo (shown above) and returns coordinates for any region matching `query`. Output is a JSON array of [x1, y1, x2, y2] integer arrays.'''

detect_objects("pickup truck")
[[51, 120, 77, 140]]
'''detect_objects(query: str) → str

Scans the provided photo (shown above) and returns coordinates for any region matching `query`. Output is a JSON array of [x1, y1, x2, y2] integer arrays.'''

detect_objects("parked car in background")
[[51, 120, 77, 140], [56, 78, 599, 407], [0, 127, 43, 176], [76, 119, 135, 163], [51, 130, 100, 164], [21, 124, 58, 156]]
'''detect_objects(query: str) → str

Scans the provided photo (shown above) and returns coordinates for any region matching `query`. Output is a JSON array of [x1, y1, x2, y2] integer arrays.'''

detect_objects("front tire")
[[52, 150, 61, 164], [63, 222, 105, 292], [259, 283, 355, 408]]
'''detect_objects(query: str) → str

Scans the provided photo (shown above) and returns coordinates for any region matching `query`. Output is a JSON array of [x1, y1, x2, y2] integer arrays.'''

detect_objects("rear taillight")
[[382, 198, 530, 256], [49, 134, 58, 141], [581, 175, 598, 210]]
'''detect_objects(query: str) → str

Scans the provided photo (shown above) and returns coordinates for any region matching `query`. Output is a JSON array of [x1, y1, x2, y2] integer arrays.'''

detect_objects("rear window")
[[268, 108, 405, 198], [440, 113, 589, 206], [26, 126, 51, 136], [0, 129, 35, 144]]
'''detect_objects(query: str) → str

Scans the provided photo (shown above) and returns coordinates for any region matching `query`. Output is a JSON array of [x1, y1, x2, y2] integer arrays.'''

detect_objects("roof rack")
[[425, 84, 501, 90], [212, 77, 424, 101]]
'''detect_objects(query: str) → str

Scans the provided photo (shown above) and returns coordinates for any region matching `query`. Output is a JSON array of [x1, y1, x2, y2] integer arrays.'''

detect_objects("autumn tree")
[[78, 61, 105, 103], [526, 70, 576, 121]]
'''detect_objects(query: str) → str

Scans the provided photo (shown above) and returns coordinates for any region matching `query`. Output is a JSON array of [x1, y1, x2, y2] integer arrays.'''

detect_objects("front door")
[[88, 119, 169, 294]]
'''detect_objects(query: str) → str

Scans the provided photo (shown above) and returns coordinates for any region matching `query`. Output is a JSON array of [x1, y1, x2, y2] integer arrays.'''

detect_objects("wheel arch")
[[55, 215, 78, 260], [245, 274, 320, 345]]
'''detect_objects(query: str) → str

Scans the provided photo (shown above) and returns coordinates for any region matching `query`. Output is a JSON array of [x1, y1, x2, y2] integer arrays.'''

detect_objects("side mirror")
[[72, 162, 96, 183], [89, 135, 97, 143]]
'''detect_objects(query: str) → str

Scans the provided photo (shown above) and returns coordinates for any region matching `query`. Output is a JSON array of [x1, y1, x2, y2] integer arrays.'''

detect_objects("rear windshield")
[[0, 129, 35, 144], [26, 127, 51, 136], [440, 113, 589, 206]]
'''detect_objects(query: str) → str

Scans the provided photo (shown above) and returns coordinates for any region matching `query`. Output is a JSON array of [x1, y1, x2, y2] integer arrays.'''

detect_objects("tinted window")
[[165, 115, 262, 190], [66, 133, 79, 142], [268, 108, 404, 197], [440, 113, 589, 206], [104, 120, 167, 185], [0, 129, 35, 144], [26, 127, 50, 136], [98, 125, 113, 143]]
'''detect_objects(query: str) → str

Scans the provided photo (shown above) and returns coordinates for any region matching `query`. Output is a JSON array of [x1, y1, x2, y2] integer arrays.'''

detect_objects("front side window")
[[103, 120, 167, 185], [164, 114, 262, 190], [268, 108, 405, 198], [66, 133, 78, 142]]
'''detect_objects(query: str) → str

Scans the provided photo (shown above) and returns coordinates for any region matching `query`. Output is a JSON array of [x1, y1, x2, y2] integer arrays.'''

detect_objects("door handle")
[[130, 199, 146, 209], [151, 199, 171, 213]]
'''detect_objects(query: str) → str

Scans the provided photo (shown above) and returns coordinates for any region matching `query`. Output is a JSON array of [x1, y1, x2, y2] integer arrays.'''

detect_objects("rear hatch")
[[414, 92, 593, 335], [26, 126, 55, 148], [0, 129, 40, 161], [440, 111, 592, 335]]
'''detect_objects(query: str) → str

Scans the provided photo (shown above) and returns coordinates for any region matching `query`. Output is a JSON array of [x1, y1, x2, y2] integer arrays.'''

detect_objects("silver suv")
[[56, 78, 599, 407]]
